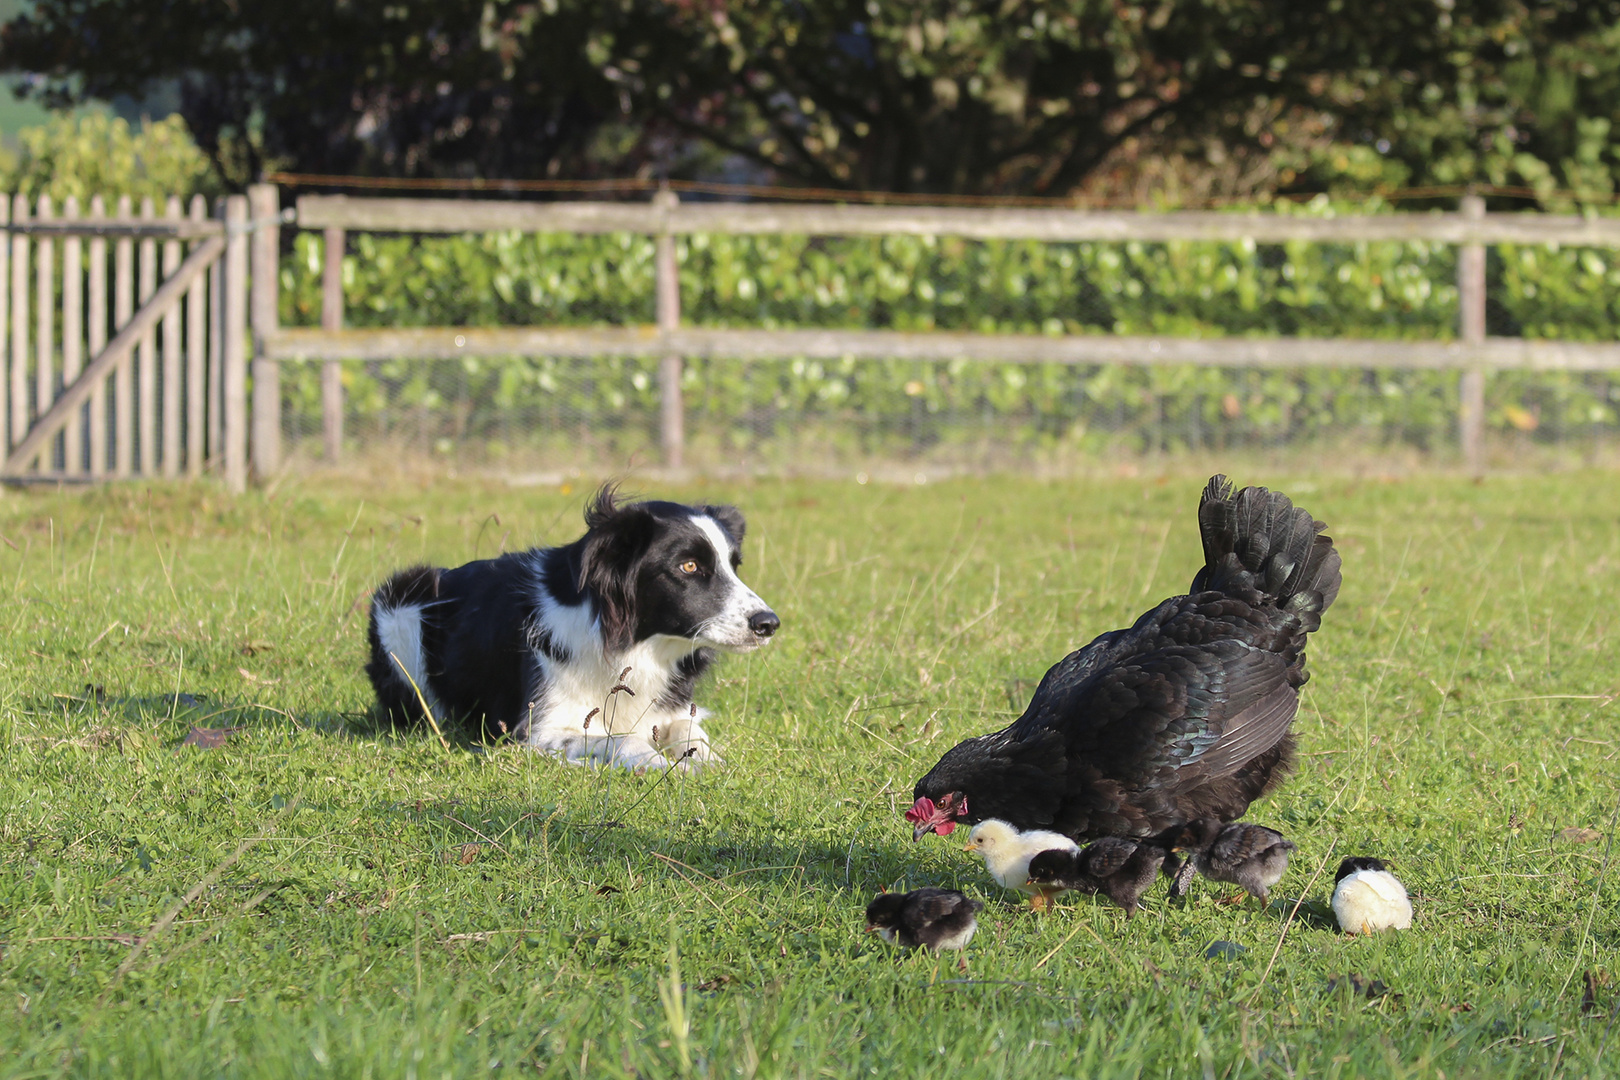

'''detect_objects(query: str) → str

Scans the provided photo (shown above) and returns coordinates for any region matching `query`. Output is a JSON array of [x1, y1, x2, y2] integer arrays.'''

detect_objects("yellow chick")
[[963, 818, 1081, 911]]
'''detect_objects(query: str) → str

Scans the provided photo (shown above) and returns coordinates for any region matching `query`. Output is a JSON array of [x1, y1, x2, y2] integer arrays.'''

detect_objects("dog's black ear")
[[700, 504, 747, 547], [580, 487, 655, 652]]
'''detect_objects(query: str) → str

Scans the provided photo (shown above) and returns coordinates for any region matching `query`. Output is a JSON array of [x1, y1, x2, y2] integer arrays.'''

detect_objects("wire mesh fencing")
[[273, 218, 1620, 476]]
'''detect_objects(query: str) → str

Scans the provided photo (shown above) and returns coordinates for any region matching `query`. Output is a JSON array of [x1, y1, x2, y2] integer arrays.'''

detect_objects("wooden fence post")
[[35, 195, 54, 471], [321, 225, 344, 462], [223, 194, 249, 493], [653, 188, 684, 469], [0, 197, 8, 453], [113, 194, 134, 477], [249, 182, 281, 480], [11, 194, 30, 451], [87, 196, 107, 478], [1458, 194, 1487, 478], [138, 196, 158, 473], [61, 196, 82, 475], [186, 195, 208, 476], [208, 203, 224, 470], [161, 196, 184, 476]]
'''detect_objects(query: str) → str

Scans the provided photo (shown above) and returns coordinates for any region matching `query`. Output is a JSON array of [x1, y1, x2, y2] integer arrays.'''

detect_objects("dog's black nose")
[[748, 610, 780, 638]]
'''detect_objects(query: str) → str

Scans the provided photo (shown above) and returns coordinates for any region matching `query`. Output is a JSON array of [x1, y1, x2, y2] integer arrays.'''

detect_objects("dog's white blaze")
[[373, 602, 443, 717], [691, 514, 770, 650]]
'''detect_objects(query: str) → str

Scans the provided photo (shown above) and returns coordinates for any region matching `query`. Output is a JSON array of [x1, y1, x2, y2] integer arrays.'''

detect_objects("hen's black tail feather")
[[1190, 475, 1341, 623]]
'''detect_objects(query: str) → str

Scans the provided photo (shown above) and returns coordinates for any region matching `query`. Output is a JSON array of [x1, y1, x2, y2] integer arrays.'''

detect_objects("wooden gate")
[[0, 192, 251, 491]]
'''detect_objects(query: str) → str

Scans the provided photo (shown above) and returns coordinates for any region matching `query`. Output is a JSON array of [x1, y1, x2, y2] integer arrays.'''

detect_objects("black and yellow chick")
[[1331, 856, 1412, 934], [1027, 837, 1168, 917], [1168, 818, 1296, 904], [864, 888, 983, 952]]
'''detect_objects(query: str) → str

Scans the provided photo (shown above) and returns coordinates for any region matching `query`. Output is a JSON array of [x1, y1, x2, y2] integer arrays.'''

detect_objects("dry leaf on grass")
[[181, 726, 243, 750], [1558, 827, 1603, 843]]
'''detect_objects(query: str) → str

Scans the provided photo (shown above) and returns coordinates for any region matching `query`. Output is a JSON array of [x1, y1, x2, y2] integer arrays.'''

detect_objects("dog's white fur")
[[373, 604, 442, 718], [517, 515, 766, 770]]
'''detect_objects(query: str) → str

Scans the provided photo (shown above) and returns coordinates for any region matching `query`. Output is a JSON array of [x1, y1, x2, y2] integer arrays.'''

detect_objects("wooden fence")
[[10, 183, 1620, 485], [262, 186, 1620, 477], [0, 193, 253, 490]]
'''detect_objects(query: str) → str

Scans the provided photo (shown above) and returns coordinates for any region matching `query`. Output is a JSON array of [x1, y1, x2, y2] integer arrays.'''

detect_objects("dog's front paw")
[[667, 740, 722, 769]]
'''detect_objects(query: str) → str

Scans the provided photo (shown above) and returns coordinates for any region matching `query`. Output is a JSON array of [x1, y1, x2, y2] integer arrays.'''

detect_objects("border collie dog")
[[364, 488, 779, 769]]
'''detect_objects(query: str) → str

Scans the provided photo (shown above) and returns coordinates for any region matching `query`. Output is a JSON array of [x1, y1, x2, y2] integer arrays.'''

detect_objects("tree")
[[0, 0, 649, 186], [620, 0, 1620, 196], [3, 0, 1618, 198]]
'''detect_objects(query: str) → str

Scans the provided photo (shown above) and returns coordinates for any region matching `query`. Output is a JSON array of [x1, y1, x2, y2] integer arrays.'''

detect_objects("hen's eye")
[[680, 560, 699, 574]]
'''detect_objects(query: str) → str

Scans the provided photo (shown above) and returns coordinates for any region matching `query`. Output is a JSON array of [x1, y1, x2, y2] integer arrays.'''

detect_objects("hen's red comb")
[[903, 797, 936, 824]]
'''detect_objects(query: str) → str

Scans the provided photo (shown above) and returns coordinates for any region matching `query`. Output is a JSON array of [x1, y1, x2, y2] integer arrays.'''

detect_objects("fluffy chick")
[[1028, 837, 1167, 917], [864, 888, 983, 952], [963, 818, 1081, 912], [1331, 857, 1413, 935], [1169, 819, 1296, 903]]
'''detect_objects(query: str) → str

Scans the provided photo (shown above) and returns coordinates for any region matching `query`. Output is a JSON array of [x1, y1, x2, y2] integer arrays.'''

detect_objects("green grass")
[[1, 471, 1617, 1079]]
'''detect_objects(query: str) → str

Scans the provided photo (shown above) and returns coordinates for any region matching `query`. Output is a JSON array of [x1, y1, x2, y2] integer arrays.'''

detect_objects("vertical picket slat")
[[652, 189, 684, 468], [1458, 194, 1487, 478], [161, 195, 182, 476], [35, 195, 54, 470], [248, 183, 280, 480], [208, 204, 224, 470], [137, 196, 157, 474], [87, 196, 109, 478], [321, 225, 344, 462], [10, 195, 29, 450], [114, 194, 134, 476], [186, 195, 207, 476], [0, 198, 10, 451], [223, 195, 248, 493], [62, 196, 82, 475]]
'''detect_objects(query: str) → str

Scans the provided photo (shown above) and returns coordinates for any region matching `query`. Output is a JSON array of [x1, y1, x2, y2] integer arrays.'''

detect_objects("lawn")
[[1, 470, 1616, 1079]]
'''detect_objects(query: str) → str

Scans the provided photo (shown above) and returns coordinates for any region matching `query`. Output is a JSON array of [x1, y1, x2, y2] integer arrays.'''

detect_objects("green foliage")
[[7, 0, 1620, 198], [0, 113, 221, 204], [1, 474, 1617, 1077], [275, 202, 1620, 461]]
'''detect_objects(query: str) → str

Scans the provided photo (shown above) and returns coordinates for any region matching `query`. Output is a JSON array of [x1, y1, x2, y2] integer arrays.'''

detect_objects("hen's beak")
[[912, 822, 933, 842], [864, 925, 878, 934]]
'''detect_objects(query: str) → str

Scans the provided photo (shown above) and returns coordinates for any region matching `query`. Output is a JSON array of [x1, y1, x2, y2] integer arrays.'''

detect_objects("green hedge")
[[276, 199, 1620, 458]]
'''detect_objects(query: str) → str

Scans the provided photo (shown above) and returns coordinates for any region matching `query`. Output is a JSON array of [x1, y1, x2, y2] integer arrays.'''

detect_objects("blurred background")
[[2, 0, 1619, 478]]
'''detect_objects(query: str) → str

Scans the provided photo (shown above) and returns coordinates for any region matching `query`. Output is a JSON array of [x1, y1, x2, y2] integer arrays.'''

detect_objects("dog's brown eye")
[[680, 560, 699, 574]]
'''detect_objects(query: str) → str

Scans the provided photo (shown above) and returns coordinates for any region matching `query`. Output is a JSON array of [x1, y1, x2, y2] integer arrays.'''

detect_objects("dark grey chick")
[[1027, 837, 1166, 917], [1167, 818, 1296, 903], [864, 888, 983, 952]]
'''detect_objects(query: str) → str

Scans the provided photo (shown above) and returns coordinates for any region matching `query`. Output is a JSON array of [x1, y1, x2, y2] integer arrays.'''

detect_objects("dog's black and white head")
[[578, 487, 779, 654]]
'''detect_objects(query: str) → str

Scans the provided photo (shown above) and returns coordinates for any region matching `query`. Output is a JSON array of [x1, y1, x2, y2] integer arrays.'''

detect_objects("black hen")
[[1027, 837, 1167, 917], [908, 476, 1340, 843]]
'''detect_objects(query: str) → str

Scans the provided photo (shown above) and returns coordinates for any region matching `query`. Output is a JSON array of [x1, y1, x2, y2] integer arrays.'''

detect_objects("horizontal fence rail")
[[263, 326, 1620, 374], [296, 193, 1620, 246], [7, 219, 226, 240]]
